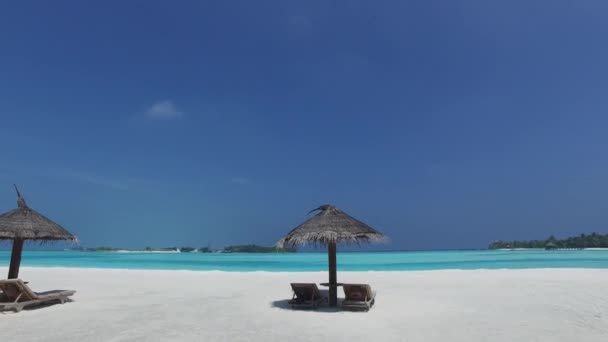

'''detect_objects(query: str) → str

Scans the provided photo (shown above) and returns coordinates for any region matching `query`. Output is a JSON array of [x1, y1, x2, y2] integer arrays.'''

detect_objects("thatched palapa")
[[277, 205, 384, 248], [277, 204, 385, 307], [0, 185, 77, 279]]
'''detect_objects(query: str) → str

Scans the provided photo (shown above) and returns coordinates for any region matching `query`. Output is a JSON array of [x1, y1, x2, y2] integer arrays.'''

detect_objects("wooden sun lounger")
[[288, 283, 326, 309], [0, 279, 75, 313], [342, 284, 376, 311]]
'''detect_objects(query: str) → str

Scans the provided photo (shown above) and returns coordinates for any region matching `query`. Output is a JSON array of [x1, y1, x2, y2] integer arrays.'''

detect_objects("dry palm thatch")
[[276, 204, 384, 248], [277, 204, 385, 307], [0, 185, 77, 241], [1, 185, 78, 279]]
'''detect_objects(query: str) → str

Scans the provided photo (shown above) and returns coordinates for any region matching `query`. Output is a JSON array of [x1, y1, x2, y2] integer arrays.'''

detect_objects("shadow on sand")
[[0, 298, 75, 314], [270, 298, 343, 313]]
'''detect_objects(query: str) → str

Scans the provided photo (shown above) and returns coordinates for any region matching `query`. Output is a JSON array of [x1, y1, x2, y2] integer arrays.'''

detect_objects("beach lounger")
[[342, 284, 376, 311], [0, 279, 75, 313], [288, 283, 325, 309]]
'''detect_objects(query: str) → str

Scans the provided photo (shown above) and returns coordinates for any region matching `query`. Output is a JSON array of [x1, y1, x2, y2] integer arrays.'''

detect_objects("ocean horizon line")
[[2, 249, 607, 272]]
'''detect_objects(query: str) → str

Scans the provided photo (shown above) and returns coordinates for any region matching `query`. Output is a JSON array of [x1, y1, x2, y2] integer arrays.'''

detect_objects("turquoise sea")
[[1, 250, 608, 271]]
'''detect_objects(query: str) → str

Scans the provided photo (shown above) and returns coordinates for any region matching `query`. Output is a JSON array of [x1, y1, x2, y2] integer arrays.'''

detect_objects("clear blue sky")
[[1, 1, 607, 250]]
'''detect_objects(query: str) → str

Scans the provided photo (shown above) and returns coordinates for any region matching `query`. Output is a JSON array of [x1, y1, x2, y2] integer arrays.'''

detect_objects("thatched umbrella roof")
[[277, 204, 384, 248], [0, 185, 77, 278], [545, 242, 558, 250], [0, 187, 77, 241], [277, 204, 385, 307]]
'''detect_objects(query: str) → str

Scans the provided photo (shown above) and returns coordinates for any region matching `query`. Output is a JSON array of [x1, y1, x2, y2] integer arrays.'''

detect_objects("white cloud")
[[52, 168, 128, 190], [69, 172, 128, 190], [146, 100, 183, 119]]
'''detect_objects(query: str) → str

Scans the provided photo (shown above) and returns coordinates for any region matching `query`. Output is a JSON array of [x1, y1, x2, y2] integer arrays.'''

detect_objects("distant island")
[[223, 244, 295, 253], [489, 232, 608, 250], [72, 244, 295, 253]]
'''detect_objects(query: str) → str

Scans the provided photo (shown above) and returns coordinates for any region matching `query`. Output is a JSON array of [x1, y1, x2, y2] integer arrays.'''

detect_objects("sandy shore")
[[1, 268, 607, 342]]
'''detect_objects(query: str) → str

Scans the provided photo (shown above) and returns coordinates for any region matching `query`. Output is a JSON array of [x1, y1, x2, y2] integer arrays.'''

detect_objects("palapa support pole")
[[328, 241, 337, 307], [279, 205, 384, 308], [8, 239, 24, 279]]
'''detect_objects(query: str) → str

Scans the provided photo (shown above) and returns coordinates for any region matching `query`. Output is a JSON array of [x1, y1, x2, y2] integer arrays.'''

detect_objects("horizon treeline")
[[73, 244, 295, 253], [489, 232, 608, 249]]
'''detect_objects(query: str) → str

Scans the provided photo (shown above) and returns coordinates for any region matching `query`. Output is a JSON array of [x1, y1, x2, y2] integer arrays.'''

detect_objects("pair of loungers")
[[289, 283, 376, 311], [0, 279, 75, 313]]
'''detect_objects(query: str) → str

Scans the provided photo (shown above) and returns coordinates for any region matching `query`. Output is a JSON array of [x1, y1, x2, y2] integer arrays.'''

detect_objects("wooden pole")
[[8, 239, 24, 279], [328, 241, 337, 307]]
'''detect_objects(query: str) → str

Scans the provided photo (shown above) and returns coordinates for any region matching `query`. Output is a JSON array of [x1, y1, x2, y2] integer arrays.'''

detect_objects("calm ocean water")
[[1, 250, 608, 271]]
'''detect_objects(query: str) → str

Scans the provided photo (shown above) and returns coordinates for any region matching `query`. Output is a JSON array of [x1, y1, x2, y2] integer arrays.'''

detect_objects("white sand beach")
[[1, 268, 608, 342]]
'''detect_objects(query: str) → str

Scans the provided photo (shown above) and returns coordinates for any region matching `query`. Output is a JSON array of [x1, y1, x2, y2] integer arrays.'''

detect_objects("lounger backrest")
[[290, 283, 319, 300], [0, 280, 37, 301], [343, 284, 371, 301], [0, 282, 19, 301]]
